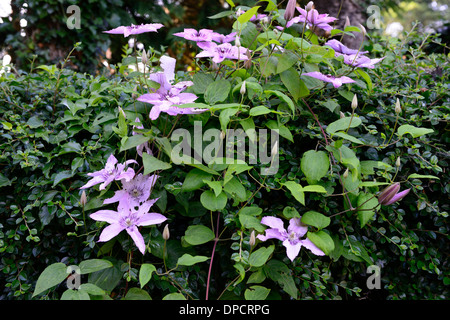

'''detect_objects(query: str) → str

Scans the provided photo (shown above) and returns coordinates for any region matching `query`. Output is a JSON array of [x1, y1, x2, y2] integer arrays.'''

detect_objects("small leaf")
[[182, 168, 213, 192], [397, 124, 434, 138], [407, 173, 440, 180], [163, 292, 186, 300], [200, 190, 228, 211], [244, 285, 271, 300], [282, 181, 305, 205], [142, 153, 172, 175], [326, 117, 362, 135], [139, 263, 156, 288], [249, 245, 274, 267], [52, 170, 74, 187], [123, 287, 152, 300], [300, 150, 330, 184], [177, 254, 209, 266], [184, 225, 215, 245], [301, 211, 330, 230], [307, 231, 335, 255]]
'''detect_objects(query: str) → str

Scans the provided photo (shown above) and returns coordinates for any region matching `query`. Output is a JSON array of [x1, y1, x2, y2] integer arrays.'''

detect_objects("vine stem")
[[206, 212, 220, 300]]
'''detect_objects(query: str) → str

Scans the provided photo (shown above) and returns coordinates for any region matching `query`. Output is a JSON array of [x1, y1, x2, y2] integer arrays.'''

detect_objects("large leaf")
[[184, 225, 215, 245], [397, 124, 434, 138], [142, 153, 172, 175], [300, 150, 330, 184], [181, 168, 213, 192], [79, 259, 113, 274], [205, 79, 231, 105], [200, 190, 228, 211], [301, 211, 330, 230], [357, 193, 379, 228], [307, 231, 335, 255], [326, 117, 362, 135], [33, 263, 68, 297], [249, 245, 274, 267], [139, 263, 156, 288], [177, 254, 209, 266]]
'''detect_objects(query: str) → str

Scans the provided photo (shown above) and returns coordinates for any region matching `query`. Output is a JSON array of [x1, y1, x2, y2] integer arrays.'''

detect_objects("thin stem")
[[206, 212, 220, 300]]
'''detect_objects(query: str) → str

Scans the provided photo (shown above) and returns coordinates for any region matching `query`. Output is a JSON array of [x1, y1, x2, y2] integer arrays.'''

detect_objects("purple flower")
[[173, 28, 214, 42], [342, 54, 385, 69], [90, 198, 167, 255], [132, 118, 153, 157], [257, 216, 325, 262], [196, 42, 250, 64], [287, 6, 337, 31], [325, 39, 368, 56], [211, 32, 237, 44], [378, 182, 411, 206], [80, 154, 137, 190], [137, 56, 206, 120], [104, 23, 164, 37], [302, 71, 355, 88], [103, 173, 159, 208]]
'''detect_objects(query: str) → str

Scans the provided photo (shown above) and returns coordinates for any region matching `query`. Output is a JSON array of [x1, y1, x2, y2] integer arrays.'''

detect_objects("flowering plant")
[[27, 0, 442, 301]]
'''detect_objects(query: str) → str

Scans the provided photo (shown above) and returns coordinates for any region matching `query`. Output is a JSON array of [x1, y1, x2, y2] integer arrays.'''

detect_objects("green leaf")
[[303, 185, 327, 193], [182, 168, 213, 192], [301, 211, 330, 230], [357, 193, 379, 228], [264, 260, 297, 299], [200, 190, 228, 211], [281, 68, 309, 101], [249, 245, 274, 267], [119, 134, 150, 152], [276, 50, 298, 74], [239, 214, 265, 232], [205, 79, 231, 105], [282, 181, 305, 205], [79, 283, 105, 296], [123, 287, 152, 300], [264, 90, 295, 116], [237, 6, 260, 24], [244, 285, 271, 300], [354, 68, 373, 91], [300, 150, 330, 184], [52, 170, 74, 187], [307, 231, 335, 255], [407, 173, 440, 180], [79, 259, 113, 274], [139, 263, 156, 288], [177, 254, 209, 266], [397, 124, 434, 138], [33, 263, 68, 297], [223, 177, 247, 202], [142, 153, 172, 175], [204, 180, 222, 197], [332, 131, 364, 144], [184, 225, 215, 245], [219, 107, 239, 131], [61, 289, 90, 300], [26, 115, 44, 128], [326, 117, 362, 135], [88, 263, 122, 292], [163, 292, 186, 300]]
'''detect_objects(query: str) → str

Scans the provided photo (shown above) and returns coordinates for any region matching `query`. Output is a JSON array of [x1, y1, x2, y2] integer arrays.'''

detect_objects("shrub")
[[0, 2, 448, 300]]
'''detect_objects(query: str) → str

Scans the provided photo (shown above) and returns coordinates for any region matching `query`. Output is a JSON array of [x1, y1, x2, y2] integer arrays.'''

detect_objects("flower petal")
[[137, 212, 167, 227], [260, 216, 285, 232], [384, 188, 410, 205], [126, 226, 146, 254], [283, 239, 302, 262], [288, 218, 308, 238], [90, 210, 121, 223], [257, 228, 285, 242], [300, 238, 325, 256], [98, 223, 125, 242]]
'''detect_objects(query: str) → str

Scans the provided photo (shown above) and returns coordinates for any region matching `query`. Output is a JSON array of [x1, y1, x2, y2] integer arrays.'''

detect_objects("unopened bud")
[[271, 140, 279, 157], [351, 94, 358, 110], [118, 106, 126, 118], [163, 224, 170, 240], [395, 98, 401, 114], [344, 16, 350, 29], [343, 168, 349, 179], [141, 49, 148, 65], [395, 156, 401, 167], [80, 190, 87, 207], [284, 0, 296, 22], [220, 130, 226, 140], [235, 36, 241, 47], [249, 230, 256, 247], [357, 23, 367, 37], [340, 111, 345, 118], [240, 81, 246, 95], [305, 1, 314, 11]]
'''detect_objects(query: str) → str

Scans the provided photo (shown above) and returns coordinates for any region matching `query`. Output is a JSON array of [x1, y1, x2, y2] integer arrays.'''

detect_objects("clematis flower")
[[80, 154, 137, 190], [104, 23, 164, 37], [103, 173, 159, 208], [196, 42, 250, 64], [342, 54, 385, 69], [378, 182, 411, 206], [137, 55, 206, 120], [257, 216, 325, 262], [173, 28, 214, 42], [211, 31, 237, 44], [132, 117, 153, 157], [325, 39, 368, 56], [302, 71, 355, 88], [90, 198, 167, 255], [287, 6, 337, 31]]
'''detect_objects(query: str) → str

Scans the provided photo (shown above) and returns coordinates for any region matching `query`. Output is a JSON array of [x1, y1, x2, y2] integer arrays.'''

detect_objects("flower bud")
[[163, 224, 170, 240], [249, 230, 256, 247], [340, 111, 345, 119], [344, 16, 351, 29], [305, 1, 314, 11], [284, 0, 297, 22], [378, 182, 400, 205], [220, 130, 226, 140], [351, 94, 358, 110], [271, 140, 279, 157], [343, 168, 349, 179], [235, 35, 241, 47], [357, 23, 367, 37], [141, 49, 148, 65], [240, 81, 246, 95], [80, 190, 87, 207], [395, 98, 401, 114], [395, 156, 401, 167]]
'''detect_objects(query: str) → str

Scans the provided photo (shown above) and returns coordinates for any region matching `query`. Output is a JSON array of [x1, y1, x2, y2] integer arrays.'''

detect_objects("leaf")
[[354, 68, 373, 91], [204, 180, 222, 197], [237, 6, 260, 24], [303, 185, 327, 193], [244, 285, 271, 300], [264, 90, 295, 116], [219, 107, 239, 132], [26, 115, 44, 128], [249, 245, 274, 267], [142, 153, 172, 175], [332, 132, 364, 145], [205, 79, 231, 105], [119, 135, 150, 152], [264, 260, 297, 299], [181, 168, 213, 192], [163, 292, 186, 300], [239, 214, 265, 232], [139, 263, 156, 288], [223, 177, 247, 201], [177, 254, 209, 266], [407, 173, 440, 180], [33, 263, 68, 297], [282, 181, 305, 205], [300, 150, 330, 184], [200, 190, 228, 211], [61, 289, 90, 300], [326, 117, 362, 135], [52, 170, 74, 187], [79, 283, 105, 296], [88, 263, 122, 292], [184, 225, 215, 245], [79, 259, 113, 275], [397, 124, 434, 138], [357, 193, 379, 228], [277, 50, 298, 74], [123, 287, 152, 300], [301, 211, 330, 230], [281, 67, 309, 101], [307, 231, 335, 255]]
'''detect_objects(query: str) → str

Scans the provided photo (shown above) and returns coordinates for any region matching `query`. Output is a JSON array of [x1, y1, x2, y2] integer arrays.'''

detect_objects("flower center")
[[125, 218, 133, 227], [132, 188, 141, 198]]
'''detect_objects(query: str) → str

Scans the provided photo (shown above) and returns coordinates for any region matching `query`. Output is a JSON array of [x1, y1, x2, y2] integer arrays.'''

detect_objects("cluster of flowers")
[[80, 154, 166, 255]]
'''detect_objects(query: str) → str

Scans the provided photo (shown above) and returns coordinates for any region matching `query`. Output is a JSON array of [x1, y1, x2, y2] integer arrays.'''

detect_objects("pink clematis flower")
[[196, 42, 250, 64], [173, 28, 214, 42], [325, 39, 368, 56], [302, 71, 355, 88], [211, 31, 237, 44], [287, 6, 337, 30], [104, 23, 164, 37], [90, 198, 167, 255], [257, 216, 325, 262], [137, 55, 206, 120], [80, 154, 137, 190], [342, 54, 385, 69]]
